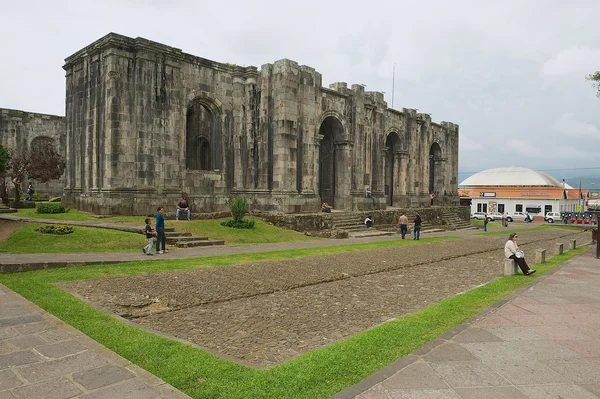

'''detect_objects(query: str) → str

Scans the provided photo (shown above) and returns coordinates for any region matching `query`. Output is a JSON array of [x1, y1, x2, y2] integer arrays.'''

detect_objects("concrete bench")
[[504, 259, 519, 276], [535, 249, 546, 264], [555, 243, 564, 255]]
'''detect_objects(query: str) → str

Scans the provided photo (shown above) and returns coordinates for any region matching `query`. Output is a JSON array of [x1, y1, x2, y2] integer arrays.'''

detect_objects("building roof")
[[459, 166, 574, 188]]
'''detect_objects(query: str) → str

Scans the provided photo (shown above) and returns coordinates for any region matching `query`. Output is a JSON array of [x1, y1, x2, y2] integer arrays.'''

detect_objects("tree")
[[8, 140, 65, 202], [586, 71, 600, 98], [0, 144, 11, 206]]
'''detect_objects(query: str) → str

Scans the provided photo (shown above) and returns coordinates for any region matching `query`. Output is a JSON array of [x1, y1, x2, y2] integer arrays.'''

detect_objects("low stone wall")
[[261, 206, 470, 233]]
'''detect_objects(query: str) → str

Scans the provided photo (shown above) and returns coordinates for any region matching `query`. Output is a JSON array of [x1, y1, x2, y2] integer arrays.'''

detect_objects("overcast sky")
[[1, 0, 599, 177]]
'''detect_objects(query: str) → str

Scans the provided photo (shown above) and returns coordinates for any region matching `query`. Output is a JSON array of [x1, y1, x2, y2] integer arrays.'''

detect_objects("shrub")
[[36, 203, 69, 214], [36, 225, 74, 235], [220, 219, 255, 229], [230, 196, 248, 222]]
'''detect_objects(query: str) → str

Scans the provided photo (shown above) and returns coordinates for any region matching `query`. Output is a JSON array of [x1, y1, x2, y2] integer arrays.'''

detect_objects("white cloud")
[[506, 139, 543, 157], [459, 135, 483, 152], [540, 47, 600, 87], [553, 113, 600, 140]]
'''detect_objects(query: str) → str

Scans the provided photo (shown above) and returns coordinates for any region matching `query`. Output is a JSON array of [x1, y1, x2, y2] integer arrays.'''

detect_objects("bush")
[[220, 219, 255, 229], [36, 225, 74, 235], [230, 196, 248, 222], [36, 203, 69, 214]]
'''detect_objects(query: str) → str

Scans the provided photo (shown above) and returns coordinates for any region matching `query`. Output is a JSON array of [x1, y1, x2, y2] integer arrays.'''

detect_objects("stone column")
[[392, 150, 402, 205], [335, 140, 354, 210], [312, 134, 324, 194], [399, 150, 409, 195]]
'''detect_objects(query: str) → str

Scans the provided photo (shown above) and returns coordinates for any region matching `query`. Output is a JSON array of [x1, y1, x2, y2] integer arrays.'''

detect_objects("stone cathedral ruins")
[[1, 33, 459, 215]]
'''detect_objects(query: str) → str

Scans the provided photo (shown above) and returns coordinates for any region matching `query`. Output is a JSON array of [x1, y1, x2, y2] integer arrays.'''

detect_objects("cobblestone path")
[[62, 229, 588, 368]]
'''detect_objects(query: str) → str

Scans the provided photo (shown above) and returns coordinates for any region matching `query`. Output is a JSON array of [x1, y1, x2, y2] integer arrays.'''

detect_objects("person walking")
[[397, 212, 409, 239], [26, 183, 34, 201], [483, 214, 489, 232], [142, 218, 156, 256], [504, 232, 536, 275], [413, 213, 422, 240], [155, 207, 168, 254]]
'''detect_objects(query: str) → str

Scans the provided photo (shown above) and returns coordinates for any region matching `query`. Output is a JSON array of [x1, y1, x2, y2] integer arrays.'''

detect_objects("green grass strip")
[[0, 242, 588, 399]]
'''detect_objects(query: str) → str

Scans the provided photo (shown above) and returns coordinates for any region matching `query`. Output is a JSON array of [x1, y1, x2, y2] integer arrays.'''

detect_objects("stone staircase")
[[164, 227, 225, 248], [439, 209, 478, 231], [0, 204, 17, 213], [331, 211, 444, 238]]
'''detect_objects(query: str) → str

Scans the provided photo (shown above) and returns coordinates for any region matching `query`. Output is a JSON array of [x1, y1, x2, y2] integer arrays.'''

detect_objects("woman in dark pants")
[[504, 233, 535, 275]]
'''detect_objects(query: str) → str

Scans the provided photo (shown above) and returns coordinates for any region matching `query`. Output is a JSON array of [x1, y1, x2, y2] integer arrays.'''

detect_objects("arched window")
[[30, 136, 54, 154], [186, 101, 220, 170]]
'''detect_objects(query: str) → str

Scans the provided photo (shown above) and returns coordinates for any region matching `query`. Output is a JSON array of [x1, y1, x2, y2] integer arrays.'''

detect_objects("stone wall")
[[0, 108, 66, 196], [59, 33, 459, 215]]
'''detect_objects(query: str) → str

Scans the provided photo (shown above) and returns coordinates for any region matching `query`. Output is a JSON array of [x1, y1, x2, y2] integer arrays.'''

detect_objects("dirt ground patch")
[[62, 229, 589, 368], [0, 220, 22, 242]]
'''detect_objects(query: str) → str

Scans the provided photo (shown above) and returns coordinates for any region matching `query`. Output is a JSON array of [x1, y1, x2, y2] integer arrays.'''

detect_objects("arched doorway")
[[186, 99, 222, 171], [318, 116, 344, 207], [429, 143, 442, 195], [384, 132, 401, 206]]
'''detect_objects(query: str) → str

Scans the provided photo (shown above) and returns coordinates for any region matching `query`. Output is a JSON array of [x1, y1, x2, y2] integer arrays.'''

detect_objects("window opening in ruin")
[[186, 102, 215, 171]]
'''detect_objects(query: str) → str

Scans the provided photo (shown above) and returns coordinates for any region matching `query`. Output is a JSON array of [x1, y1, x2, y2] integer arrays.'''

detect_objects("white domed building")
[[459, 166, 583, 220]]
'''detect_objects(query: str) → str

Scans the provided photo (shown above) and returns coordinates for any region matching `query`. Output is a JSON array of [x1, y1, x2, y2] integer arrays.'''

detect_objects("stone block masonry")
[[9, 32, 461, 215]]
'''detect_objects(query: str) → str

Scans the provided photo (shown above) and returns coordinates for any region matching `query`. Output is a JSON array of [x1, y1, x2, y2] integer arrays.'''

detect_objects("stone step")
[[165, 232, 193, 237], [167, 236, 208, 243], [174, 239, 225, 248]]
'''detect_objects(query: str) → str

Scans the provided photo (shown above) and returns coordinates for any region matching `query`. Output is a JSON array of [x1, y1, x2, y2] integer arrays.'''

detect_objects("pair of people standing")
[[142, 207, 168, 255], [397, 212, 422, 240]]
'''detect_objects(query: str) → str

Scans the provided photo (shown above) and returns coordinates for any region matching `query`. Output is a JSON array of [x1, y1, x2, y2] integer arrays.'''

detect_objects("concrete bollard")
[[504, 259, 519, 276], [535, 248, 546, 264], [555, 243, 564, 255], [569, 239, 576, 250]]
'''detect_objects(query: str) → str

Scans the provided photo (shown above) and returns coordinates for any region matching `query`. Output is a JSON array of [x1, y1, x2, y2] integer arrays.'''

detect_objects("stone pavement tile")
[[527, 324, 594, 341], [0, 327, 18, 340], [6, 334, 47, 350], [452, 328, 503, 344], [493, 304, 536, 318], [472, 315, 519, 328], [0, 391, 17, 399], [386, 389, 462, 399], [509, 296, 544, 307], [580, 384, 600, 396], [381, 362, 449, 390], [421, 343, 478, 362], [78, 379, 161, 399], [0, 315, 43, 329], [515, 303, 599, 314], [482, 327, 546, 342], [11, 377, 82, 399], [452, 386, 528, 399], [484, 358, 570, 385], [72, 364, 135, 391], [37, 327, 77, 344], [544, 358, 600, 384], [556, 339, 600, 358], [518, 384, 598, 399], [0, 307, 35, 318], [34, 340, 89, 358], [154, 383, 193, 399], [17, 350, 109, 383], [560, 295, 600, 304], [0, 349, 43, 369], [0, 369, 23, 390], [428, 361, 509, 388], [0, 341, 18, 355], [502, 313, 575, 327], [353, 383, 388, 399], [12, 320, 54, 335], [460, 340, 578, 363]]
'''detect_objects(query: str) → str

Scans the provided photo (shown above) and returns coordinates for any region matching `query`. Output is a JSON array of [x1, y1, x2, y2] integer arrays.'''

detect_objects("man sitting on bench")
[[176, 197, 191, 221]]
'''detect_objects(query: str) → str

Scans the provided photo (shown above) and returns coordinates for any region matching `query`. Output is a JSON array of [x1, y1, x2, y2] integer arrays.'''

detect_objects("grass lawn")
[[12, 209, 318, 246], [0, 242, 588, 399], [0, 223, 144, 253]]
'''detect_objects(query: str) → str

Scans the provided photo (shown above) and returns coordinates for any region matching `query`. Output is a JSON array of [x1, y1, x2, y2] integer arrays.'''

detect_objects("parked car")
[[471, 212, 487, 220], [508, 212, 533, 222], [487, 212, 503, 221], [544, 212, 562, 223]]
